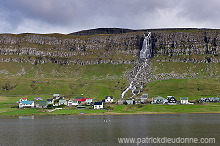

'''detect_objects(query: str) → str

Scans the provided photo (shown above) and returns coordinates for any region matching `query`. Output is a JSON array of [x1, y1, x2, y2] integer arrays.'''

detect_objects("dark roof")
[[168, 97, 177, 102], [77, 106, 86, 108], [94, 102, 103, 105], [75, 97, 84, 99], [105, 96, 113, 99], [47, 99, 53, 102]]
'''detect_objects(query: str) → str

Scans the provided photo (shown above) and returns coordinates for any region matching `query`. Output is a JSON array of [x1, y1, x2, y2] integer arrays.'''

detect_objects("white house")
[[94, 102, 103, 109], [105, 96, 113, 103], [58, 99, 68, 106], [19, 101, 34, 108], [68, 100, 78, 106], [180, 97, 194, 104], [19, 98, 27, 102], [180, 97, 188, 104], [53, 94, 60, 97], [86, 98, 93, 105]]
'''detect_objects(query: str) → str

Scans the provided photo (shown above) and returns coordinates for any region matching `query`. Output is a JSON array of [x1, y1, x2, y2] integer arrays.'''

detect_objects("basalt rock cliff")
[[0, 31, 143, 65], [1, 28, 220, 66], [151, 29, 220, 63]]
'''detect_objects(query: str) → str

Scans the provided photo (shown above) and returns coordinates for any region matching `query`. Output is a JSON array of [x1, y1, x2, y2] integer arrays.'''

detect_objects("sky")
[[0, 0, 219, 34]]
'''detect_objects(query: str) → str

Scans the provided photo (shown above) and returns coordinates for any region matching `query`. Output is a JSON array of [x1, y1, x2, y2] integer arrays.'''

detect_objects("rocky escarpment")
[[0, 32, 144, 65], [151, 29, 220, 63], [1, 28, 220, 66]]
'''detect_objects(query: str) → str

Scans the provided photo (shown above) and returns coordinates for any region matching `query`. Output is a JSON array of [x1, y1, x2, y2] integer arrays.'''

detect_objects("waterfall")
[[121, 32, 152, 98], [140, 32, 152, 59]]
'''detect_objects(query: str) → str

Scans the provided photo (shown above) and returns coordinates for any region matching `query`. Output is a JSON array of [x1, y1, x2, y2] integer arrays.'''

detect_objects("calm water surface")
[[0, 114, 219, 146]]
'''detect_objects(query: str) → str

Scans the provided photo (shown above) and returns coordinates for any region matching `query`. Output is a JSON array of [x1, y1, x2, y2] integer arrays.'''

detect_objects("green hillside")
[[1, 60, 220, 100], [1, 28, 220, 101], [0, 62, 132, 99]]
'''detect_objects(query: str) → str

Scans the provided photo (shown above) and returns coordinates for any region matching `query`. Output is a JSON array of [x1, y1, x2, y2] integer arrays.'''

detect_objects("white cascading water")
[[140, 32, 152, 59], [121, 32, 152, 98]]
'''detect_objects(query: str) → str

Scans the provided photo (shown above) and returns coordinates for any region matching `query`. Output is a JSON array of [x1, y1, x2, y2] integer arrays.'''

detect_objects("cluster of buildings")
[[18, 94, 114, 109], [18, 93, 220, 109]]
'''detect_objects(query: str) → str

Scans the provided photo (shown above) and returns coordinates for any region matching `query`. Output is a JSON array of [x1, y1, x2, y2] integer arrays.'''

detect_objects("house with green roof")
[[36, 101, 48, 108], [59, 99, 67, 106], [180, 97, 188, 104], [68, 100, 79, 106]]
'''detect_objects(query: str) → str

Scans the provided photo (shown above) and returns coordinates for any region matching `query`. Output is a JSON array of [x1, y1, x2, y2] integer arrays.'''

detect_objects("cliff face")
[[0, 32, 143, 65], [151, 29, 220, 63], [1, 28, 220, 66]]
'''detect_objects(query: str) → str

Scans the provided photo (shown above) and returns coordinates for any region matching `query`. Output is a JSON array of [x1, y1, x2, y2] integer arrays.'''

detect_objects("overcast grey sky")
[[0, 0, 219, 34]]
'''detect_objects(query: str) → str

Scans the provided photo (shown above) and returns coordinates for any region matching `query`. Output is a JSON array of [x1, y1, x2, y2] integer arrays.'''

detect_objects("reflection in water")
[[19, 116, 34, 119], [0, 114, 219, 146]]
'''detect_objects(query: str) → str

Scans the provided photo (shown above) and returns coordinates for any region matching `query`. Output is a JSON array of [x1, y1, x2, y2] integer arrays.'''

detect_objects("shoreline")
[[1, 111, 220, 117]]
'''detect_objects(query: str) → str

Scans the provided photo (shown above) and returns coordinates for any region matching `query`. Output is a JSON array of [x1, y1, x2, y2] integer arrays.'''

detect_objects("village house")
[[180, 97, 194, 104], [214, 97, 220, 102], [180, 97, 188, 104], [134, 99, 141, 104], [53, 94, 60, 99], [137, 97, 148, 103], [117, 98, 125, 105], [135, 93, 148, 104], [152, 96, 166, 104], [209, 97, 220, 102], [68, 99, 78, 106], [141, 93, 148, 98], [85, 98, 93, 105], [105, 96, 114, 103], [47, 99, 53, 105], [58, 99, 68, 106], [125, 100, 134, 105], [167, 96, 177, 105], [36, 101, 48, 108], [19, 101, 34, 108], [93, 102, 103, 109], [200, 97, 220, 103], [75, 98, 86, 105], [19, 98, 27, 102]]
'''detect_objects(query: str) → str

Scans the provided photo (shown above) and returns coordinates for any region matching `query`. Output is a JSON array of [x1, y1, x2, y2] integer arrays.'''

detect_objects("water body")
[[0, 114, 219, 146]]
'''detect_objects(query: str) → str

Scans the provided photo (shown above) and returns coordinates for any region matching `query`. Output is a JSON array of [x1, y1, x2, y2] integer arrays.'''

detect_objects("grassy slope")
[[0, 62, 132, 99], [1, 61, 220, 100], [146, 59, 220, 100], [144, 78, 220, 100]]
